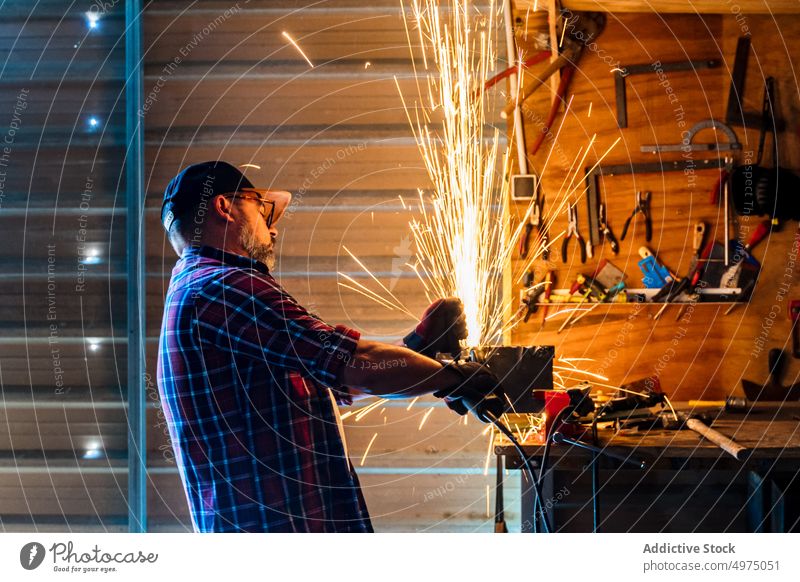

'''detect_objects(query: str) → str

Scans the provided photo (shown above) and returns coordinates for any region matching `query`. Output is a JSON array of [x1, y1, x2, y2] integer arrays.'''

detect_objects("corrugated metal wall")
[[1, 0, 517, 532], [0, 0, 130, 530]]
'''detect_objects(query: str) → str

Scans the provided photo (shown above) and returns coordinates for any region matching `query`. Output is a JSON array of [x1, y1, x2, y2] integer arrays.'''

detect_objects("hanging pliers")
[[598, 203, 619, 254], [519, 271, 552, 323], [620, 191, 652, 242], [520, 195, 550, 261], [531, 196, 551, 261], [561, 202, 587, 264]]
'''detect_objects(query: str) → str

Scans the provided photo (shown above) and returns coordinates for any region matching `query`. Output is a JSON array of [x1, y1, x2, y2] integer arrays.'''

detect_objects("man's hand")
[[340, 342, 502, 420], [403, 297, 468, 358], [433, 361, 505, 423]]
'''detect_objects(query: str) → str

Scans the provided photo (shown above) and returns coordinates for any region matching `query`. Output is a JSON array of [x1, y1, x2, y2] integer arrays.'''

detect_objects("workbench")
[[493, 404, 800, 533]]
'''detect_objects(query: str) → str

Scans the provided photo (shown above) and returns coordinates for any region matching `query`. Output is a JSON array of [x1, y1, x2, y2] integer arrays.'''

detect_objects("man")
[[156, 161, 502, 533]]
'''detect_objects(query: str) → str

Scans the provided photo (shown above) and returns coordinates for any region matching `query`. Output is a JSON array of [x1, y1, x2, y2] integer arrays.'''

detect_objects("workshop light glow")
[[395, 0, 513, 345], [86, 11, 100, 30], [83, 440, 103, 460], [81, 245, 103, 265], [397, 0, 559, 346]]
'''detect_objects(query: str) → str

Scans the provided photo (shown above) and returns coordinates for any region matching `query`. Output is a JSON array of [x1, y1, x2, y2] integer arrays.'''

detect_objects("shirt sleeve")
[[193, 269, 360, 393]]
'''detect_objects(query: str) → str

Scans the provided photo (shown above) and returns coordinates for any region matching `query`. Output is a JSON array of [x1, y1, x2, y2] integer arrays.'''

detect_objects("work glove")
[[403, 297, 468, 358], [434, 361, 505, 423]]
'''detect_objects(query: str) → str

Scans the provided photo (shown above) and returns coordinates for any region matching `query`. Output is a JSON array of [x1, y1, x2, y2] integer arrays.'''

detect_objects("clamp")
[[532, 199, 550, 261], [519, 271, 553, 323], [638, 247, 673, 289], [598, 203, 619, 254]]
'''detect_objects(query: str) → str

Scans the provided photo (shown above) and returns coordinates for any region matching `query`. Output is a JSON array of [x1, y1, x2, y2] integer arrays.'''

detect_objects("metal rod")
[[503, 0, 528, 174], [569, 301, 600, 326], [592, 449, 599, 532], [654, 301, 670, 320], [126, 0, 147, 533], [557, 292, 589, 333], [494, 455, 508, 532], [591, 424, 600, 533], [552, 433, 647, 469], [724, 175, 730, 267]]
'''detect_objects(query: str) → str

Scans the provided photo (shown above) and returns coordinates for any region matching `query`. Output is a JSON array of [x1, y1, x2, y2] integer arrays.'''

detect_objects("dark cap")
[[161, 161, 254, 232]]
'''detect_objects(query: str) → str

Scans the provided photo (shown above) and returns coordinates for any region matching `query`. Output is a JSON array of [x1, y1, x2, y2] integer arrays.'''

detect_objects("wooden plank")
[[0, 463, 514, 530], [144, 9, 417, 65], [0, 82, 123, 127], [344, 399, 497, 458], [359, 473, 516, 532], [0, 473, 187, 519], [0, 207, 421, 259], [0, 271, 426, 328], [147, 143, 430, 193], [497, 417, 800, 459], [141, 73, 426, 129]]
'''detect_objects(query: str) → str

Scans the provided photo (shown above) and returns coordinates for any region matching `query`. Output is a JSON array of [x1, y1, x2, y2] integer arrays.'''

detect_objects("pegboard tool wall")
[[510, 11, 800, 400]]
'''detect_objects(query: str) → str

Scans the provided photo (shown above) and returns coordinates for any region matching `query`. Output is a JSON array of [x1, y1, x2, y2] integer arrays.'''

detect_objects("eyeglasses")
[[221, 189, 276, 228]]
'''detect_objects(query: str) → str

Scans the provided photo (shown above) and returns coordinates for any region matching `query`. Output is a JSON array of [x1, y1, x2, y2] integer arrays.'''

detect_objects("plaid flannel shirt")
[[157, 245, 373, 532]]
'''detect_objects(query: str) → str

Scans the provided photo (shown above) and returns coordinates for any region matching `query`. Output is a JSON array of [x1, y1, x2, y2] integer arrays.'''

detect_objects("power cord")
[[483, 410, 553, 534]]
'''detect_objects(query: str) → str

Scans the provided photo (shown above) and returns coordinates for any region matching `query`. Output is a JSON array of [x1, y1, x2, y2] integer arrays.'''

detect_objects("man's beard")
[[239, 223, 275, 270]]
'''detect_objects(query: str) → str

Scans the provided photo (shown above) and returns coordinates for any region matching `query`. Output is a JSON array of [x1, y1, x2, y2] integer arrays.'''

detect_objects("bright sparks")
[[360, 432, 379, 466], [396, 0, 516, 346], [354, 398, 388, 422], [338, 0, 618, 347], [483, 426, 494, 475], [282, 31, 314, 67], [418, 407, 434, 430]]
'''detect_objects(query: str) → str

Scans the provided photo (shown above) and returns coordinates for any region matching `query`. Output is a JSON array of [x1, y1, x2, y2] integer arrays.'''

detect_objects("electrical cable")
[[532, 407, 571, 532], [538, 408, 570, 485], [591, 416, 601, 533], [484, 410, 553, 533], [590, 401, 611, 533]]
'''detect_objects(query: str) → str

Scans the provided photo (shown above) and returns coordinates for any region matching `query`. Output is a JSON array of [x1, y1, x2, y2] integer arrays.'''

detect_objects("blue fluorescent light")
[[86, 12, 100, 30], [83, 440, 104, 459], [80, 246, 103, 264]]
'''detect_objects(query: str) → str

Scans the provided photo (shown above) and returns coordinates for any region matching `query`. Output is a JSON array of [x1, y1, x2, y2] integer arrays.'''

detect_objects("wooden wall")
[[510, 8, 800, 402]]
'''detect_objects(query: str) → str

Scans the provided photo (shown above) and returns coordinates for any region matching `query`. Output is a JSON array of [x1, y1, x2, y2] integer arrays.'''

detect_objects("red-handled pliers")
[[561, 203, 586, 264]]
